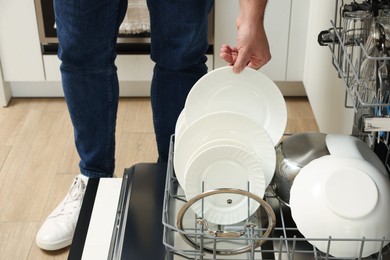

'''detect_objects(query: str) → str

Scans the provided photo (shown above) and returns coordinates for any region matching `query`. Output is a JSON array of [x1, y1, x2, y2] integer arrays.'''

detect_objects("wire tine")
[[278, 235, 283, 260], [313, 246, 319, 260], [213, 238, 217, 260], [247, 181, 250, 220], [377, 237, 385, 259], [326, 236, 331, 260], [278, 203, 290, 256], [200, 182, 205, 259], [250, 232, 255, 260], [358, 236, 366, 260], [291, 235, 296, 260]]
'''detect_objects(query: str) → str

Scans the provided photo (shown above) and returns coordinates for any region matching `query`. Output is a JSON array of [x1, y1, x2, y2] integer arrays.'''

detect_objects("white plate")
[[173, 111, 276, 190], [174, 109, 186, 150], [325, 134, 388, 176], [185, 138, 250, 174], [184, 66, 287, 145], [290, 155, 390, 258], [184, 143, 265, 225]]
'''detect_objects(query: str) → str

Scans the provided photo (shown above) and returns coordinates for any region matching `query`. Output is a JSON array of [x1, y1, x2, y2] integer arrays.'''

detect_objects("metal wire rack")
[[320, 1, 390, 108], [162, 138, 390, 260], [318, 0, 390, 173]]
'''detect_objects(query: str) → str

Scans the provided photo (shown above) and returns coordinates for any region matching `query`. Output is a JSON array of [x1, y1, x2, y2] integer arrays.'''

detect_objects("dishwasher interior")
[[161, 139, 390, 260]]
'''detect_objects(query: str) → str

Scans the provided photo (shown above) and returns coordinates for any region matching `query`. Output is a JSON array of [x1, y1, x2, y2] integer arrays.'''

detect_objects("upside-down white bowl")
[[290, 155, 390, 258]]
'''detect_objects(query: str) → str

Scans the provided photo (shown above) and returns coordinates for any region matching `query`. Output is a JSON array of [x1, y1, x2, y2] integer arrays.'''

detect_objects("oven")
[[34, 0, 214, 54]]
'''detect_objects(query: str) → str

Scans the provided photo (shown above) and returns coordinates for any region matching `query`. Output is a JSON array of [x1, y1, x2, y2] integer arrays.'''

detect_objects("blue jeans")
[[54, 0, 213, 177]]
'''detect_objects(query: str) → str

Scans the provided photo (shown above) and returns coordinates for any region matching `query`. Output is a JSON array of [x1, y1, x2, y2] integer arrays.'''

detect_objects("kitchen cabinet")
[[40, 54, 213, 97], [0, 64, 12, 107], [303, 0, 355, 134], [43, 55, 158, 83], [0, 0, 308, 98], [43, 55, 214, 82], [0, 0, 45, 81], [214, 0, 310, 82]]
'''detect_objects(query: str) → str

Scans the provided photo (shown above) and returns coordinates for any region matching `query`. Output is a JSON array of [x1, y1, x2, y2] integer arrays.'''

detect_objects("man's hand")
[[219, 0, 271, 74]]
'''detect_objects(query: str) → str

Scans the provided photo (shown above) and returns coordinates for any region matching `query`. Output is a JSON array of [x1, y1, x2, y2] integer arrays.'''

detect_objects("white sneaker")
[[36, 174, 89, 251]]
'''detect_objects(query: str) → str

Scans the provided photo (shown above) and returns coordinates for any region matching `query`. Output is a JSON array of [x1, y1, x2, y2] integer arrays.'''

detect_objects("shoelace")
[[50, 177, 87, 218]]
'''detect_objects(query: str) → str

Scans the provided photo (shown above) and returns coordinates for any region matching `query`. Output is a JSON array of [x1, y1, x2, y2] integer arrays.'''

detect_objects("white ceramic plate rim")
[[184, 138, 251, 178], [174, 109, 186, 150], [173, 111, 275, 190], [184, 66, 287, 145]]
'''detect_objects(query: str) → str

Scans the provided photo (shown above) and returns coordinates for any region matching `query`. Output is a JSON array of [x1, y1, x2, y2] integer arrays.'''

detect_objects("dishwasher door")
[[108, 163, 168, 260]]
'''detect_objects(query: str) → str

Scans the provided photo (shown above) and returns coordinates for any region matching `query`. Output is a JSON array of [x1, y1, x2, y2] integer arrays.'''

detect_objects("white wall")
[[0, 63, 11, 107], [214, 0, 309, 96], [0, 0, 45, 81], [303, 0, 355, 134]]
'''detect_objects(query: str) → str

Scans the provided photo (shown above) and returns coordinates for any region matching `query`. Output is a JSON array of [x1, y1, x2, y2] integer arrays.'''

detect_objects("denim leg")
[[54, 0, 127, 177], [147, 0, 214, 162]]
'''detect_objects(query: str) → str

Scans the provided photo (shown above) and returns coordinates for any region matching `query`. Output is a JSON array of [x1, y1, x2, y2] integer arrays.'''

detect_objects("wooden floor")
[[0, 97, 318, 259]]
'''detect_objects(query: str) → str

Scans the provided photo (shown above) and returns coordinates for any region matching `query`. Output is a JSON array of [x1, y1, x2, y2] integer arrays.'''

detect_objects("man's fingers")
[[221, 44, 271, 73], [232, 48, 249, 74], [220, 45, 238, 64]]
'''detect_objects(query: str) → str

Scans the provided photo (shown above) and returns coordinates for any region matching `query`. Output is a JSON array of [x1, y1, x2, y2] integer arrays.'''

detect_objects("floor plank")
[[285, 97, 319, 134], [0, 98, 32, 146], [121, 97, 154, 133], [0, 222, 39, 260], [114, 132, 158, 177]]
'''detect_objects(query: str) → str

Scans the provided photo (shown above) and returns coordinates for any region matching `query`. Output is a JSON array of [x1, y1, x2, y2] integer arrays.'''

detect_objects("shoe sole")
[[36, 237, 72, 251]]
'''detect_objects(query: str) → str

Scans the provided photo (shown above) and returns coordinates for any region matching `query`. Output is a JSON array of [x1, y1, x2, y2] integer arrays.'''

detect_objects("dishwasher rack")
[[162, 138, 390, 260], [319, 0, 390, 173]]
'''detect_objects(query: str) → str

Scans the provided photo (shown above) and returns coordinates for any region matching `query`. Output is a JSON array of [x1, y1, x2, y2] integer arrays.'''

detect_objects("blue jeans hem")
[[80, 169, 113, 178]]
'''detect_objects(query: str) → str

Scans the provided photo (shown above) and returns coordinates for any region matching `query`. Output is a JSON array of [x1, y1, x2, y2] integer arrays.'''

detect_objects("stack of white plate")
[[174, 66, 287, 225]]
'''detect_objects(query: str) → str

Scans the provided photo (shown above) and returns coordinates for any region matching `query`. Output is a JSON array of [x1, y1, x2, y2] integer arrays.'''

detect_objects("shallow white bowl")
[[290, 155, 390, 258]]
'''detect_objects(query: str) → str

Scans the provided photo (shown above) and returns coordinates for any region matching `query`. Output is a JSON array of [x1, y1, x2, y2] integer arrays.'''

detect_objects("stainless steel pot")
[[271, 132, 330, 206]]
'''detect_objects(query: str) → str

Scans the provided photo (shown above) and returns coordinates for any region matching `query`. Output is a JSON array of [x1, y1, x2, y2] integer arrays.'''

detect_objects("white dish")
[[173, 111, 275, 190], [184, 66, 287, 145], [174, 109, 186, 150], [184, 143, 265, 225], [290, 155, 390, 258], [325, 134, 388, 176], [185, 138, 249, 174]]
